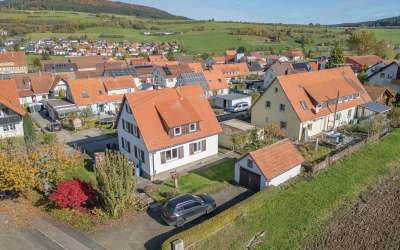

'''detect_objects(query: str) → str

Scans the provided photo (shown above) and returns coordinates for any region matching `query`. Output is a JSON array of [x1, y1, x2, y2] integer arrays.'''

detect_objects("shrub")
[[23, 114, 37, 149], [49, 180, 96, 210], [389, 107, 400, 128], [51, 208, 94, 232]]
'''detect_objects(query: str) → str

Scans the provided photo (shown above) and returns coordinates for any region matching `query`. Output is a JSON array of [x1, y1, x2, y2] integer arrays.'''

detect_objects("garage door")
[[239, 167, 261, 191]]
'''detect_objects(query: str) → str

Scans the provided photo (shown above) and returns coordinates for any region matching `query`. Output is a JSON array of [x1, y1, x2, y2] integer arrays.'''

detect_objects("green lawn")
[[64, 166, 97, 187], [151, 158, 236, 202], [163, 129, 400, 250]]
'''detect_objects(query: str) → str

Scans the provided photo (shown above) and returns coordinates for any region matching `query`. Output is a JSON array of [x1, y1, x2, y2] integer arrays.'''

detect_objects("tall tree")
[[375, 40, 395, 59], [347, 30, 377, 55], [327, 43, 344, 68], [95, 151, 136, 218], [23, 115, 37, 150]]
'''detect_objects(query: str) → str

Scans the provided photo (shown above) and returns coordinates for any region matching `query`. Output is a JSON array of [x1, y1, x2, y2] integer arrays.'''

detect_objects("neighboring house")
[[115, 85, 222, 180], [263, 62, 295, 89], [234, 139, 304, 191], [66, 76, 138, 115], [0, 51, 28, 75], [42, 59, 78, 73], [345, 55, 383, 73], [219, 119, 261, 149], [252, 67, 372, 141], [134, 65, 155, 84], [153, 64, 193, 88], [0, 79, 26, 138], [13, 74, 56, 105], [366, 62, 399, 85], [292, 62, 312, 73], [177, 70, 229, 97], [212, 63, 250, 83], [69, 56, 110, 72], [247, 61, 264, 75], [44, 99, 79, 121], [364, 84, 396, 106], [49, 75, 69, 97], [282, 50, 304, 62], [176, 55, 195, 64]]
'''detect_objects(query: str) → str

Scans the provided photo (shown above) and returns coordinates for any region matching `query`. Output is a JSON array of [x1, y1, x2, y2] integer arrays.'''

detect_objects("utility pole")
[[331, 90, 340, 131]]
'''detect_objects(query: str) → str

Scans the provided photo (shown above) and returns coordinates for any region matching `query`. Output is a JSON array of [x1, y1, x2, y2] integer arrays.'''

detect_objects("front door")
[[239, 167, 261, 191]]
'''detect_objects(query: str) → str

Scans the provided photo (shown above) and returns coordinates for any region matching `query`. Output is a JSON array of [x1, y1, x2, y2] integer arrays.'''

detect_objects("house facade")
[[0, 51, 28, 75], [367, 62, 399, 85], [116, 85, 222, 180], [252, 67, 372, 141], [234, 139, 304, 191], [0, 80, 26, 138], [263, 62, 295, 89]]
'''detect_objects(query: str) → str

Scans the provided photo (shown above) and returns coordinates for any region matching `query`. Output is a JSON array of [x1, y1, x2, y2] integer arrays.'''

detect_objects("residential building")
[[263, 62, 295, 89], [364, 84, 396, 106], [116, 85, 222, 180], [282, 50, 304, 62], [366, 62, 399, 85], [252, 67, 372, 141], [235, 139, 304, 191], [346, 55, 383, 73], [213, 93, 252, 110], [153, 64, 193, 88], [13, 74, 57, 105], [0, 51, 28, 75], [0, 80, 26, 138], [212, 63, 250, 83], [66, 76, 138, 115], [177, 70, 229, 97]]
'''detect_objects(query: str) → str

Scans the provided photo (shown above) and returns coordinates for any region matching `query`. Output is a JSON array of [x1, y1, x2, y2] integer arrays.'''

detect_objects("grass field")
[[151, 158, 235, 202], [2, 10, 400, 55], [162, 129, 400, 250]]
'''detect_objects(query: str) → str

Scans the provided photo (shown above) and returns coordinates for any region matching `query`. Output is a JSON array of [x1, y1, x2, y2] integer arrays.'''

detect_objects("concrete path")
[[89, 185, 252, 250]]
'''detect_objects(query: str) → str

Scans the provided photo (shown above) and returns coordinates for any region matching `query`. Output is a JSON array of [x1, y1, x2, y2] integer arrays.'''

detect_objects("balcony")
[[0, 115, 21, 125]]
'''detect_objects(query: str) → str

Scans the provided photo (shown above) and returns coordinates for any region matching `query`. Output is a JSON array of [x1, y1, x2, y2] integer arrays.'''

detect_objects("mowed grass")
[[151, 158, 235, 202], [164, 129, 400, 250]]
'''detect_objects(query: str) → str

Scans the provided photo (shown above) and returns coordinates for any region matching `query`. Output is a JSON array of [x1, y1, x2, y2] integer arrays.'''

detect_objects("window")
[[190, 140, 206, 155], [279, 104, 286, 112], [307, 123, 313, 130], [265, 101, 271, 108], [174, 127, 182, 136], [274, 87, 278, 93], [125, 103, 132, 114], [122, 119, 140, 138], [280, 121, 287, 129], [347, 109, 352, 118], [189, 123, 197, 132], [335, 112, 342, 120], [2, 124, 16, 132], [183, 201, 201, 210], [380, 72, 385, 78], [300, 100, 308, 111], [121, 137, 131, 153], [161, 146, 184, 164], [247, 159, 253, 168], [134, 146, 145, 163]]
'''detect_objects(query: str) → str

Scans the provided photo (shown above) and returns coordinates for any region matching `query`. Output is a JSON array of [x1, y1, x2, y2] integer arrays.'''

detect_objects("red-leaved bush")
[[49, 180, 96, 210]]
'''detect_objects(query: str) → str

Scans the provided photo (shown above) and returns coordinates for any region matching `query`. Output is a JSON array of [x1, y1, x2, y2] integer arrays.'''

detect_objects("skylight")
[[300, 100, 308, 111]]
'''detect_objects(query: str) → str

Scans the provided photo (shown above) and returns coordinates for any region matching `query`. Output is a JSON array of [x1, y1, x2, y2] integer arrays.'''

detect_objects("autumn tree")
[[375, 40, 395, 59], [327, 42, 344, 68], [95, 151, 136, 218], [32, 57, 42, 69], [347, 30, 377, 55]]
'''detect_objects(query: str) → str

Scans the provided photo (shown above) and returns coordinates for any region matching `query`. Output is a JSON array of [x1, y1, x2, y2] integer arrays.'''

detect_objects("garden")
[[0, 115, 142, 232]]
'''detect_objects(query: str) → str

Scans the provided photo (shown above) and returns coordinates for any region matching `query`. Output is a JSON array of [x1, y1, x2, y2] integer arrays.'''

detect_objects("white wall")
[[108, 88, 135, 96], [0, 119, 23, 139], [368, 64, 398, 85], [268, 165, 301, 186], [151, 135, 219, 177], [234, 155, 266, 190]]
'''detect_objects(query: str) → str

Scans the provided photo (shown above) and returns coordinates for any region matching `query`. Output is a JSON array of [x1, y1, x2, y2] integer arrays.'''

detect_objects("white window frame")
[[164, 147, 179, 162], [189, 123, 197, 132], [174, 127, 182, 136], [192, 141, 202, 154]]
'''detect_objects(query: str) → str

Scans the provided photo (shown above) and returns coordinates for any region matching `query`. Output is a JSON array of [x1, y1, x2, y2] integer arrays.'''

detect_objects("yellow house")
[[251, 67, 372, 141]]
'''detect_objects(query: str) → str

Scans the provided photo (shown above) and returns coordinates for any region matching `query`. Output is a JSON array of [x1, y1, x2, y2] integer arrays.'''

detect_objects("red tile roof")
[[0, 51, 27, 67], [0, 79, 26, 116], [276, 67, 371, 122], [249, 139, 304, 180], [122, 85, 222, 151], [346, 55, 383, 67], [102, 76, 138, 92], [203, 70, 229, 90], [212, 63, 250, 78]]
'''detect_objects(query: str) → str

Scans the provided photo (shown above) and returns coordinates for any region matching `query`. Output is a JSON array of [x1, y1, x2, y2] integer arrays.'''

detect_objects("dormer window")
[[174, 127, 182, 136], [81, 90, 89, 98], [189, 123, 197, 132]]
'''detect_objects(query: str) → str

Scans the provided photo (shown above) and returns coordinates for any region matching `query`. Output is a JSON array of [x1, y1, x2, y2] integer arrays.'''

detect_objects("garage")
[[234, 139, 305, 191], [239, 167, 261, 191]]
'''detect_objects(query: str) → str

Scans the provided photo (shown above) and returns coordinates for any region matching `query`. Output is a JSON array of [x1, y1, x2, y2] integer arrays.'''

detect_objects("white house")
[[66, 76, 138, 115], [235, 139, 304, 191], [0, 80, 26, 138], [13, 74, 56, 105], [116, 85, 222, 180], [0, 51, 28, 75], [367, 62, 399, 85], [153, 64, 193, 88]]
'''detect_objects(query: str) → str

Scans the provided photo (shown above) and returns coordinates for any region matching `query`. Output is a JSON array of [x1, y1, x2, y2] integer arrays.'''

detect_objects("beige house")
[[251, 67, 371, 141]]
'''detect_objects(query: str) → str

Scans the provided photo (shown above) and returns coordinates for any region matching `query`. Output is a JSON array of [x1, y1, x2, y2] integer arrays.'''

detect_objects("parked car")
[[161, 194, 216, 227], [226, 102, 249, 113]]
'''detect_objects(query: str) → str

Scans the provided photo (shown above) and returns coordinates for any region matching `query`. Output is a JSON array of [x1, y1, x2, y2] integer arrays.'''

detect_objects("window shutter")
[[201, 140, 206, 151], [189, 143, 194, 155], [161, 152, 166, 164], [178, 146, 184, 159]]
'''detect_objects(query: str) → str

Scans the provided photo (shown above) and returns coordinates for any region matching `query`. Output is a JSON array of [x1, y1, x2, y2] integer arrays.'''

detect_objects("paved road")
[[89, 185, 253, 250]]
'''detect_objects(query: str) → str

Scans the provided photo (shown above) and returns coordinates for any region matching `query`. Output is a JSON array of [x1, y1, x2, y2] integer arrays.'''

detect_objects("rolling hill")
[[335, 16, 400, 27], [0, 0, 187, 19]]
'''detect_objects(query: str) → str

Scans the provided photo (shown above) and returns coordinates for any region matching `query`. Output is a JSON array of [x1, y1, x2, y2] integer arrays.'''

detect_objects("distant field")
[[2, 10, 400, 55]]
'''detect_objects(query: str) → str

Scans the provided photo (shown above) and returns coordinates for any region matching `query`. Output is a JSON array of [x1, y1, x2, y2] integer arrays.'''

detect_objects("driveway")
[[89, 185, 253, 250]]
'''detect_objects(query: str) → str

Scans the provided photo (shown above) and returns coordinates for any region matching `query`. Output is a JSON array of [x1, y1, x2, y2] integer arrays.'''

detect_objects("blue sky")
[[122, 0, 400, 24]]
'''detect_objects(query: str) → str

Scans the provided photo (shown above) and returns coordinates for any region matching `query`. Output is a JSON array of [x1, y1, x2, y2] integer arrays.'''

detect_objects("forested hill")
[[335, 16, 400, 27], [0, 0, 188, 20]]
